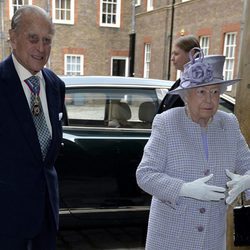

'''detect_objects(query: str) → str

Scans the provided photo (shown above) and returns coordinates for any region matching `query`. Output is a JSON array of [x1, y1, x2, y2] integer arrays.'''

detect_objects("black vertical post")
[[129, 33, 136, 77], [167, 0, 175, 80]]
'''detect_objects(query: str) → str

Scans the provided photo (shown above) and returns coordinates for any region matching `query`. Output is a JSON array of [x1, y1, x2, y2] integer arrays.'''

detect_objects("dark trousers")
[[1, 195, 57, 250]]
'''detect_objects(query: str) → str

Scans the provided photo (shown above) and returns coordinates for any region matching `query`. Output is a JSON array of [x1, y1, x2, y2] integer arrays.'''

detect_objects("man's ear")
[[9, 29, 16, 50]]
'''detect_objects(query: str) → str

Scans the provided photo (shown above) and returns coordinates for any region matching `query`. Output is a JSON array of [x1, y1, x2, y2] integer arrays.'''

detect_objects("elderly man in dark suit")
[[0, 5, 65, 250]]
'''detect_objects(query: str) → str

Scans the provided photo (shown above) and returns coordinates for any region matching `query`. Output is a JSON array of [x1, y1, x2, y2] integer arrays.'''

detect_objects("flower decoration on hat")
[[180, 48, 214, 88], [168, 48, 240, 95]]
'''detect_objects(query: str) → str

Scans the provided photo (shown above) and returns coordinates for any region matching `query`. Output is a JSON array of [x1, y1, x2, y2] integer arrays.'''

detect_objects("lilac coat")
[[136, 107, 250, 250]]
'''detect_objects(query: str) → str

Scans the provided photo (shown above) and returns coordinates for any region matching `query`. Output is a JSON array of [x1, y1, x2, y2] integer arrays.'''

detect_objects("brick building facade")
[[134, 0, 243, 96], [0, 0, 132, 76], [0, 0, 244, 96]]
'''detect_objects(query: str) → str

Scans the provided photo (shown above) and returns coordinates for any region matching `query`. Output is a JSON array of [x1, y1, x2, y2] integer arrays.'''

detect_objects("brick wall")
[[0, 0, 132, 76], [0, 0, 243, 85], [134, 0, 243, 89]]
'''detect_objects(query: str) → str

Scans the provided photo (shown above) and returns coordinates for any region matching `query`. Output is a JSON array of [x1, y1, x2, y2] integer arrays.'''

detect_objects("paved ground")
[[57, 226, 146, 250]]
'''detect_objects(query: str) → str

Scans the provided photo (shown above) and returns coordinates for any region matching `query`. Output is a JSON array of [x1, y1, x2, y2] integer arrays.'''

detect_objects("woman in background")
[[157, 35, 200, 113]]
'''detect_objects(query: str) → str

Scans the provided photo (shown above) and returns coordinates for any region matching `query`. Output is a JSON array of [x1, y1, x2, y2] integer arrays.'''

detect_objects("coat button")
[[198, 226, 204, 232], [199, 208, 206, 214], [204, 169, 210, 176]]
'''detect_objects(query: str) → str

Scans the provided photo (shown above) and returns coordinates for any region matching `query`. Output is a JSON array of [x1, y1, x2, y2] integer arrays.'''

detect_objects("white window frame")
[[200, 36, 209, 56], [111, 56, 129, 76], [147, 0, 154, 11], [100, 0, 121, 28], [9, 0, 32, 19], [143, 44, 151, 78], [52, 0, 75, 25], [64, 54, 84, 76], [135, 0, 141, 6], [223, 32, 237, 91]]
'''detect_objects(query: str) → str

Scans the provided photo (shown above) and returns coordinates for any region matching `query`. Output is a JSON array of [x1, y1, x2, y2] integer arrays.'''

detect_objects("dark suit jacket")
[[157, 79, 184, 113], [0, 55, 65, 238]]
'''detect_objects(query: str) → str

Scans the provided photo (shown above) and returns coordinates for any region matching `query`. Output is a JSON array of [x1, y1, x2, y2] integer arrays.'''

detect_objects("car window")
[[156, 88, 168, 102], [65, 87, 159, 129], [219, 95, 235, 113], [66, 91, 106, 120]]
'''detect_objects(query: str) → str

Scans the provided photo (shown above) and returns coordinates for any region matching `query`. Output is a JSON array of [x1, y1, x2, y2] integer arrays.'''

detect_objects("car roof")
[[59, 75, 174, 88], [220, 93, 235, 105]]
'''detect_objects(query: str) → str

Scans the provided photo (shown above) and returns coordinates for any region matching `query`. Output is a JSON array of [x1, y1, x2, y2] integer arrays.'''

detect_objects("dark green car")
[[55, 76, 234, 228]]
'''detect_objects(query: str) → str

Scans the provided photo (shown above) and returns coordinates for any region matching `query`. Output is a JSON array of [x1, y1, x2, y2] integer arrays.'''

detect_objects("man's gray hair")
[[11, 5, 55, 34]]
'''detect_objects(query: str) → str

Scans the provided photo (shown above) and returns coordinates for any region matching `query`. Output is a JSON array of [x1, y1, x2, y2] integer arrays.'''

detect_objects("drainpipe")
[[129, 0, 136, 77], [0, 0, 5, 60], [46, 0, 51, 69], [46, 0, 50, 13], [167, 0, 175, 80]]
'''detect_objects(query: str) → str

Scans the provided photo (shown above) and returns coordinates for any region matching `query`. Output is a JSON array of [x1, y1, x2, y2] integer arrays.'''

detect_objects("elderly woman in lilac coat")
[[136, 48, 250, 250]]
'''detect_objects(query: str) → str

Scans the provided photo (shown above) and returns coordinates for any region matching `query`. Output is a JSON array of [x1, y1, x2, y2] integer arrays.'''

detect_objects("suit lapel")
[[42, 69, 60, 162], [1, 56, 42, 161]]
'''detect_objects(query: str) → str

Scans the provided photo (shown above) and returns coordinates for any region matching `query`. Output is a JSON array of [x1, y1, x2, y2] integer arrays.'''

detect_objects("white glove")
[[180, 174, 225, 201], [225, 169, 250, 204]]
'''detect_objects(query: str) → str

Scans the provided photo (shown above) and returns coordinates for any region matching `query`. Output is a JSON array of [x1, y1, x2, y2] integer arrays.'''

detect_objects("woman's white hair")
[[180, 85, 226, 105]]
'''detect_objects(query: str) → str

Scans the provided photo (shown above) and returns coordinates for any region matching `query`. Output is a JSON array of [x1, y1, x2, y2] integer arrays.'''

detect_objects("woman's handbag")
[[233, 193, 250, 246]]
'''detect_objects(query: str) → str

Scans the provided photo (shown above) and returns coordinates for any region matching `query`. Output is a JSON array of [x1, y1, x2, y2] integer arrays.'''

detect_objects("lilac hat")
[[169, 48, 240, 95]]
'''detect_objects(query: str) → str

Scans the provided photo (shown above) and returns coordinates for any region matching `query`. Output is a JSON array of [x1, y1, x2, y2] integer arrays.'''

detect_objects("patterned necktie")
[[25, 76, 51, 160]]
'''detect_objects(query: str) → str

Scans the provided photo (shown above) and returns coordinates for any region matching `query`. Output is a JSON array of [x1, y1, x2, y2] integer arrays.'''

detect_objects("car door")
[[55, 86, 159, 216]]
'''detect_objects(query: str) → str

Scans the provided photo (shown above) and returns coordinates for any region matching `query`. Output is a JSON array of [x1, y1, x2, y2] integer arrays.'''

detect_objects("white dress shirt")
[[12, 54, 52, 135]]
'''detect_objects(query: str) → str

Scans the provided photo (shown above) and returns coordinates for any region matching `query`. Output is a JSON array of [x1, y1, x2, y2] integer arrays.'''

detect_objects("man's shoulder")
[[42, 68, 64, 85], [0, 55, 13, 69], [0, 55, 17, 79], [42, 67, 58, 79]]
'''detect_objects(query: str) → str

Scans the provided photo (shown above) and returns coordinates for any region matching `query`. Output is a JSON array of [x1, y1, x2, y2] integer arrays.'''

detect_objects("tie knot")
[[25, 76, 40, 95]]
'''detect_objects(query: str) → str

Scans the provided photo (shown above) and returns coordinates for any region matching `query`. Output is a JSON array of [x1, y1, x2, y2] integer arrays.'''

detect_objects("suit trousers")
[[0, 191, 57, 250]]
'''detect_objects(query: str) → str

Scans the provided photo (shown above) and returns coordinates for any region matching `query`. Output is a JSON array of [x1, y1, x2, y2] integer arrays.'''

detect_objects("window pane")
[[65, 55, 83, 76], [223, 33, 236, 81], [54, 0, 72, 22], [144, 44, 151, 78], [101, 0, 120, 26], [66, 90, 106, 121], [66, 0, 70, 8], [112, 59, 126, 76], [65, 87, 158, 129], [12, 0, 31, 15], [200, 36, 209, 56]]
